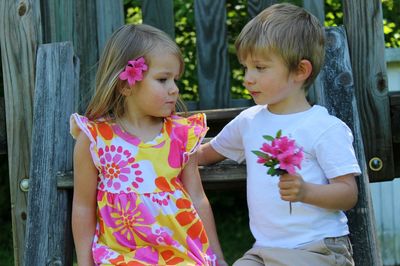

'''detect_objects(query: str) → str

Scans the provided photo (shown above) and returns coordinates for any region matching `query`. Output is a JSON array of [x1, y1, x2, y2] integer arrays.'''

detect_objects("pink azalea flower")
[[119, 57, 148, 86], [252, 130, 304, 214]]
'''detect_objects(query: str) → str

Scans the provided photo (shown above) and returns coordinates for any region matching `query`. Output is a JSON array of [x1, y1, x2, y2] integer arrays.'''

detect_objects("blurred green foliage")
[[124, 0, 399, 102]]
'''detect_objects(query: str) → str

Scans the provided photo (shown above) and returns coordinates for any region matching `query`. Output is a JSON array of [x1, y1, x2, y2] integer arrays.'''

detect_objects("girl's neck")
[[118, 114, 164, 143]]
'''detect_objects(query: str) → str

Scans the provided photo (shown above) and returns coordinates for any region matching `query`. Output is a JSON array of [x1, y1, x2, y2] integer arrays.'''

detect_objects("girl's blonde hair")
[[235, 3, 325, 91], [85, 24, 186, 120]]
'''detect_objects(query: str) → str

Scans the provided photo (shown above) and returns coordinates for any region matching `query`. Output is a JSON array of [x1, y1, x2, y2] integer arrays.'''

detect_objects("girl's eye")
[[256, 66, 267, 71], [158, 78, 167, 83]]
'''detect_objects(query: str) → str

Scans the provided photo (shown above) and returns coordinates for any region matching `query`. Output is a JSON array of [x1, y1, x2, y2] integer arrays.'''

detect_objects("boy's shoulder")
[[310, 105, 346, 126], [237, 105, 266, 119]]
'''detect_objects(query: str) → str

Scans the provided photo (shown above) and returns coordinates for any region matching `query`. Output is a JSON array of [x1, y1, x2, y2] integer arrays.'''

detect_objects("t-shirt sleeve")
[[210, 114, 245, 163], [314, 121, 361, 179]]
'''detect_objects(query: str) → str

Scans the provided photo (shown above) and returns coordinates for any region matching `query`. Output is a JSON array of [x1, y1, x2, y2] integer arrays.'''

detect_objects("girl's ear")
[[119, 85, 132, 96], [295, 59, 313, 82]]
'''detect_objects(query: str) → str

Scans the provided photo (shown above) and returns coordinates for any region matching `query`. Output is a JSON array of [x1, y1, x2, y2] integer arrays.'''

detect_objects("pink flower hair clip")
[[119, 57, 148, 86]]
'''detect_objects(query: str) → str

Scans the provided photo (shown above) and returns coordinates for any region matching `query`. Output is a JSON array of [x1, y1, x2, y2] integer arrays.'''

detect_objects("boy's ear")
[[295, 59, 313, 82]]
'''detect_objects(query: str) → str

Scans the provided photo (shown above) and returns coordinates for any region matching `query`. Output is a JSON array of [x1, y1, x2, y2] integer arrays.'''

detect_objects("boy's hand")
[[278, 173, 307, 203]]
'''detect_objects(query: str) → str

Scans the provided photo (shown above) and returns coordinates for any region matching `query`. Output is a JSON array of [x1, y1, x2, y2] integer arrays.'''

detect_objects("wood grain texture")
[[390, 93, 400, 177], [194, 0, 230, 109], [303, 0, 324, 23], [24, 42, 79, 266], [247, 0, 276, 18], [96, 1, 124, 53], [371, 179, 400, 265], [343, 0, 394, 182], [317, 26, 382, 266], [142, 0, 175, 39], [0, 97, 6, 154], [0, 1, 42, 264]]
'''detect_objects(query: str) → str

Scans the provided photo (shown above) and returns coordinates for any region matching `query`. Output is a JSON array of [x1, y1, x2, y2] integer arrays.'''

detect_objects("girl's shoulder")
[[69, 113, 113, 141], [165, 113, 208, 153], [166, 113, 207, 130]]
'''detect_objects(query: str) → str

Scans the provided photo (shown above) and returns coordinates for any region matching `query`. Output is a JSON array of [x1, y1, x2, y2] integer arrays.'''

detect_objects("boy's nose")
[[243, 74, 255, 87]]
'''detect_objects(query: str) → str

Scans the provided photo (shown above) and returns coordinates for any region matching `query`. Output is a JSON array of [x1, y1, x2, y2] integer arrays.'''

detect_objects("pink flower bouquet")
[[252, 129, 304, 214]]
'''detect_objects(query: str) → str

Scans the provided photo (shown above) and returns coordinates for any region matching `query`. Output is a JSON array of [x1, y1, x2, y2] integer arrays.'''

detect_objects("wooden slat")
[[40, 1, 74, 43], [95, 1, 124, 53], [317, 26, 382, 266], [24, 42, 78, 266], [194, 0, 230, 109], [57, 160, 246, 190], [343, 0, 395, 182], [380, 181, 396, 264], [142, 0, 175, 39], [390, 92, 400, 177], [75, 0, 101, 113], [303, 0, 325, 23], [0, 97, 6, 155], [247, 0, 276, 18], [0, 1, 42, 264]]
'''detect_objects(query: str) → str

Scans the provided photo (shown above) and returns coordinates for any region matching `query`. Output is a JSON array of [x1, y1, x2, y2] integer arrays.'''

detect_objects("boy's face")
[[241, 52, 307, 113]]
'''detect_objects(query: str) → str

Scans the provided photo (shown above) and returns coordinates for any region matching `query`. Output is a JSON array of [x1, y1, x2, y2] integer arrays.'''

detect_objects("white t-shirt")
[[210, 104, 361, 248]]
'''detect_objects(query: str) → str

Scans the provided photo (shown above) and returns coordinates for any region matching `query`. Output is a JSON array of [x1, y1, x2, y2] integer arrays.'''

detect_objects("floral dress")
[[70, 113, 217, 266]]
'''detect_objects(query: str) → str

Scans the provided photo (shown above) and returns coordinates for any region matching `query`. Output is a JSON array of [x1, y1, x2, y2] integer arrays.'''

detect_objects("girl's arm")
[[181, 151, 227, 266], [279, 173, 358, 211], [72, 133, 98, 266], [197, 142, 226, 166]]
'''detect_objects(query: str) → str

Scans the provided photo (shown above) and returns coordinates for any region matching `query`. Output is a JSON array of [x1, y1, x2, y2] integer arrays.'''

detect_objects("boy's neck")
[[267, 98, 311, 115]]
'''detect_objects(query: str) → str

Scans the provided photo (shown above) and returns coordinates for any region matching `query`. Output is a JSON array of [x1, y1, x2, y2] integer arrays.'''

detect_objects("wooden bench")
[[24, 26, 381, 265]]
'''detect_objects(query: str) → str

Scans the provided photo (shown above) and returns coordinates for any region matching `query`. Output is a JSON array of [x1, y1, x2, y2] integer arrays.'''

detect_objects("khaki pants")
[[233, 236, 354, 266]]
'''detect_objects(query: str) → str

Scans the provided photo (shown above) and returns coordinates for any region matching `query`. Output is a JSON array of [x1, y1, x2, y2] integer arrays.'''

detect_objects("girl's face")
[[126, 49, 181, 118], [241, 51, 306, 114]]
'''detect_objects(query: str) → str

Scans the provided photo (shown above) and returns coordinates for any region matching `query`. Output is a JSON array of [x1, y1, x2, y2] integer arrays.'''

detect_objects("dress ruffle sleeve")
[[184, 113, 208, 155], [69, 113, 100, 167]]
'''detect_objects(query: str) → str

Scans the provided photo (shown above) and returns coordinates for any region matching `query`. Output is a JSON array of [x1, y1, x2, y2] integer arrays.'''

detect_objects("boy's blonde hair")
[[86, 24, 185, 120], [235, 3, 325, 90]]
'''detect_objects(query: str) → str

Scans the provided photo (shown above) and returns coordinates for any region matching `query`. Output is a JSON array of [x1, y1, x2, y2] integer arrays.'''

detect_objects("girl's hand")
[[278, 173, 307, 203]]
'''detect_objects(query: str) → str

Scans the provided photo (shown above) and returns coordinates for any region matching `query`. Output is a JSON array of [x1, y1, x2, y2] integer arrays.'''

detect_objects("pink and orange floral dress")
[[70, 113, 217, 266]]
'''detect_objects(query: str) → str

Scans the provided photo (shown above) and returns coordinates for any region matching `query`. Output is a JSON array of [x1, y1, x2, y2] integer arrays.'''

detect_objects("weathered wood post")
[[315, 27, 382, 266], [0, 1, 42, 264], [343, 0, 394, 182], [194, 0, 231, 109], [142, 0, 175, 39], [23, 42, 79, 266]]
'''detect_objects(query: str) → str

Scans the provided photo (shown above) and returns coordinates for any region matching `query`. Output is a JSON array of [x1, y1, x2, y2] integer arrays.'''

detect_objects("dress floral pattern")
[[70, 113, 217, 266]]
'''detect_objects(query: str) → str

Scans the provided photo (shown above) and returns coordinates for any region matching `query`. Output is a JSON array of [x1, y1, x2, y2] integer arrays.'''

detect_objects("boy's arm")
[[181, 152, 227, 266], [197, 142, 226, 166], [279, 173, 358, 211], [72, 133, 98, 266]]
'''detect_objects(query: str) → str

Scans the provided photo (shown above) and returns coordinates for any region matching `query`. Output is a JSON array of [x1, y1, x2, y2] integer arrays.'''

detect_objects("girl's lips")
[[249, 91, 260, 96]]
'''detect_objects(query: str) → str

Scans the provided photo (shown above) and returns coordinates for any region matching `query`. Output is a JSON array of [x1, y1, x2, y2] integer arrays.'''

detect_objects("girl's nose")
[[169, 81, 179, 95]]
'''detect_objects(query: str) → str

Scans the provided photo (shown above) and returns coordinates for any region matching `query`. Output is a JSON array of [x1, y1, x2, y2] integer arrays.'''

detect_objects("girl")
[[70, 24, 226, 266]]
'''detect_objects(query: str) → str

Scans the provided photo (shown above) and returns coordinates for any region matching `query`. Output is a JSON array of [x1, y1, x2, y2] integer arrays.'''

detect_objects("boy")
[[198, 3, 360, 266]]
